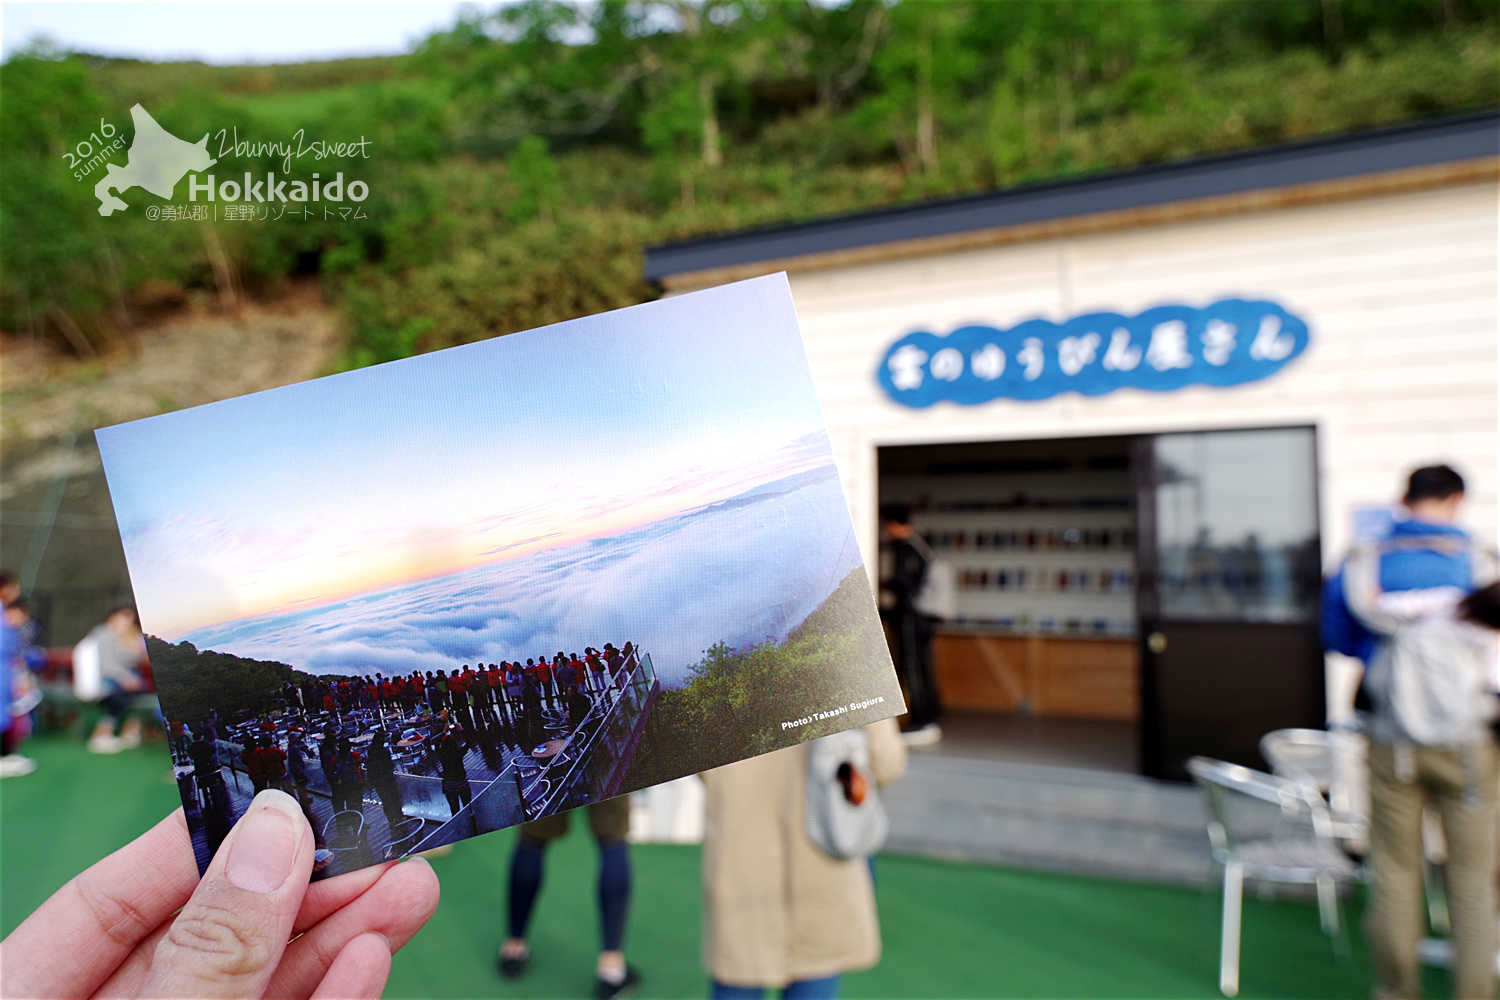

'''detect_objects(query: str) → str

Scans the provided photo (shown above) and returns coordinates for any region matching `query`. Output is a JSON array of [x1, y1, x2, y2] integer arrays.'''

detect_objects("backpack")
[[1344, 542, 1496, 747], [907, 534, 957, 621], [1362, 598, 1494, 747], [805, 728, 888, 860]]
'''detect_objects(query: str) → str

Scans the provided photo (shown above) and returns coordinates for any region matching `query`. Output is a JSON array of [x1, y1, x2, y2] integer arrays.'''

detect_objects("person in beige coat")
[[701, 718, 908, 999]]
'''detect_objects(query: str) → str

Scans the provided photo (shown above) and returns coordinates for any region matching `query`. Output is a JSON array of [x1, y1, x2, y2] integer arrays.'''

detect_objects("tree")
[[508, 134, 562, 223], [869, 1, 977, 176]]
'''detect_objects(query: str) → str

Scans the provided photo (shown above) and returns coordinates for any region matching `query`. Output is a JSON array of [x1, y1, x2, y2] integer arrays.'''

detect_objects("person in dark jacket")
[[328, 736, 364, 814], [285, 730, 309, 796], [879, 504, 942, 744], [364, 730, 406, 831], [436, 727, 473, 819], [520, 672, 545, 750], [187, 733, 231, 853]]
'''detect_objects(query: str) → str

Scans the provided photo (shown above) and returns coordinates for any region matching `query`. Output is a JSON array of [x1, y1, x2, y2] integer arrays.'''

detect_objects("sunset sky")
[[98, 275, 833, 640]]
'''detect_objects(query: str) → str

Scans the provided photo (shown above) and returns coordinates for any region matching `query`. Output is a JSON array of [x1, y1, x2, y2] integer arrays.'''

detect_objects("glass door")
[[1133, 427, 1324, 780]]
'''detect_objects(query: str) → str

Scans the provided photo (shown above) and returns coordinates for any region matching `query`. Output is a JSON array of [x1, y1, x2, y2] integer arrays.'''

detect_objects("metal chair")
[[1259, 728, 1370, 847], [1186, 756, 1362, 998], [1261, 728, 1455, 938], [323, 808, 373, 871]]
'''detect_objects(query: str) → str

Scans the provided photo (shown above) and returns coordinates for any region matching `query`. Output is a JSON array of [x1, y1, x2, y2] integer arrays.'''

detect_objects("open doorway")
[[879, 435, 1141, 773], [879, 427, 1324, 779]]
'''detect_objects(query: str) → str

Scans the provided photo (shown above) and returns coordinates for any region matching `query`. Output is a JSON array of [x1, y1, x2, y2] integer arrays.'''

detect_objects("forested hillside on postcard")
[[3, 0, 1496, 371]]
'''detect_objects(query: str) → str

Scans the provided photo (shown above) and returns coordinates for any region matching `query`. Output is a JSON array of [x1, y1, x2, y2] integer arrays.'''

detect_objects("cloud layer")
[[184, 462, 863, 687]]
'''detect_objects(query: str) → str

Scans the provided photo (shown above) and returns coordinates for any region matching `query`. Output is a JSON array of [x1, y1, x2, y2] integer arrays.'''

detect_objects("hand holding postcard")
[[98, 274, 904, 879]]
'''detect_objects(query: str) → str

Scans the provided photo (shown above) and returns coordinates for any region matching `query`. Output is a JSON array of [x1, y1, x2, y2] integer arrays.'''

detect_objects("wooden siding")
[[779, 181, 1498, 570]]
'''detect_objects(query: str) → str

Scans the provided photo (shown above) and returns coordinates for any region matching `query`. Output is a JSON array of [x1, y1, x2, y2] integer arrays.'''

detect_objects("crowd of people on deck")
[[167, 642, 643, 861], [281, 642, 639, 743]]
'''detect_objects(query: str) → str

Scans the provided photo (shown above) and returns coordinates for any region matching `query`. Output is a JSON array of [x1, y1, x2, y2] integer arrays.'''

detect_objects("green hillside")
[[2, 0, 1495, 374]]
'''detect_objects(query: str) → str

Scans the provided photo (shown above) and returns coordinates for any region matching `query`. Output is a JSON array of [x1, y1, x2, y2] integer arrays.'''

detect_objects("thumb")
[[140, 790, 314, 998]]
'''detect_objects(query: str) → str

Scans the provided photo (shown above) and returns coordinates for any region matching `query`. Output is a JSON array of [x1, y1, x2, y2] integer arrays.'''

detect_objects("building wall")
[[782, 181, 1499, 577]]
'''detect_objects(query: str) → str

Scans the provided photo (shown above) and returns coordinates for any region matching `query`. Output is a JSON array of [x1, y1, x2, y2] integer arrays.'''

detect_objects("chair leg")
[[1317, 873, 1350, 961], [1316, 872, 1337, 936], [1423, 860, 1451, 935], [1196, 862, 1223, 960], [1221, 861, 1244, 998]]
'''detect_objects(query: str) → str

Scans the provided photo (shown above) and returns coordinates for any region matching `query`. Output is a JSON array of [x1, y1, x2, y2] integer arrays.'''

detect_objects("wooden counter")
[[932, 631, 1139, 721]]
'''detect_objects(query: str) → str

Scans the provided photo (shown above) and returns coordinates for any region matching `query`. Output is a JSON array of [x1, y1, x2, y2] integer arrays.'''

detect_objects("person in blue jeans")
[[498, 797, 639, 1000], [712, 975, 841, 1000]]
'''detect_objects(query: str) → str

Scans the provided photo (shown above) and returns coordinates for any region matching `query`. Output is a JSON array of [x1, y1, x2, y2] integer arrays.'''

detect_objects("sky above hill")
[[2, 2, 471, 64]]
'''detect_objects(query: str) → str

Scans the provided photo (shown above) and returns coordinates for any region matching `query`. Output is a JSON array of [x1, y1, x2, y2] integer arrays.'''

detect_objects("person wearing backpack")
[[1339, 465, 1500, 1000]]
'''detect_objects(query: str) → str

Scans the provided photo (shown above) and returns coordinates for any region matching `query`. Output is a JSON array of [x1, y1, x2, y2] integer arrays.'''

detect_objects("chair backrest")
[[324, 808, 366, 848], [1259, 728, 1364, 786], [1186, 756, 1336, 860], [1260, 727, 1369, 829]]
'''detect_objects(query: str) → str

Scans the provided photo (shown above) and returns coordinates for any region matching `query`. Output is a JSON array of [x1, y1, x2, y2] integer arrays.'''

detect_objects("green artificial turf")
[[3, 732, 1440, 999]]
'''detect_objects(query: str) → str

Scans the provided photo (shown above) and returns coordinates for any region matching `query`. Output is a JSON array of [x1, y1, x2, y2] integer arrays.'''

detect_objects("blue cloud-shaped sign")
[[876, 298, 1309, 408]]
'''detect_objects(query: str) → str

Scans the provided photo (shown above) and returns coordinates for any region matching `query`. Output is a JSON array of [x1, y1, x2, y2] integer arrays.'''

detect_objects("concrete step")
[[883, 753, 1215, 886]]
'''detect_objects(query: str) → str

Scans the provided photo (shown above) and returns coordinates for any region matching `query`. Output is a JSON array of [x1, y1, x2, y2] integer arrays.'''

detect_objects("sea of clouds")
[[182, 463, 863, 687]]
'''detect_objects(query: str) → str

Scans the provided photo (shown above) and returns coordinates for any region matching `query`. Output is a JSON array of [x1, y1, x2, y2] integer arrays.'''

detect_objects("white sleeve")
[[1343, 544, 1403, 637], [72, 637, 102, 701]]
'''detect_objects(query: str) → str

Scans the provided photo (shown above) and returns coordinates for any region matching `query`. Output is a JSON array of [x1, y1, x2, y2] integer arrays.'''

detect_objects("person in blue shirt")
[[1343, 465, 1499, 1000], [0, 567, 36, 778], [0, 612, 26, 778]]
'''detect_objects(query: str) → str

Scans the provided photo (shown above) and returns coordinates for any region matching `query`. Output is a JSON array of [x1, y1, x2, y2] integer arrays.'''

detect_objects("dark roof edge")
[[644, 109, 1499, 282]]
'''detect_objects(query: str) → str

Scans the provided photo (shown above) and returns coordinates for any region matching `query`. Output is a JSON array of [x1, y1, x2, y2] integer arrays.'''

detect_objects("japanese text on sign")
[[876, 299, 1309, 408]]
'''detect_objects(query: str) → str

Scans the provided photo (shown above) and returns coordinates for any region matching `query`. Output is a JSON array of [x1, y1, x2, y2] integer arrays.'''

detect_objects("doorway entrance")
[[877, 426, 1324, 779]]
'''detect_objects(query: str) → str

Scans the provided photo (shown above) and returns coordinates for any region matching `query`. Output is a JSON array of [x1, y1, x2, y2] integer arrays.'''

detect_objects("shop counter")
[[933, 628, 1139, 722]]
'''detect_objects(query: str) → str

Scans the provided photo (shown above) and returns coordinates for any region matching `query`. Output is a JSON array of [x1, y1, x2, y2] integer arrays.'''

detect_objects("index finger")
[[0, 810, 200, 1000]]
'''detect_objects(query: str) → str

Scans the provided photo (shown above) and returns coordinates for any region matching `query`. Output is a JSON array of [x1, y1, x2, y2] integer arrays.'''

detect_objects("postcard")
[[97, 273, 905, 879]]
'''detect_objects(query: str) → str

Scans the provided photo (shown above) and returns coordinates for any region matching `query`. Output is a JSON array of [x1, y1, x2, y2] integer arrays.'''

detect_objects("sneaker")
[[901, 723, 943, 747], [88, 735, 125, 754], [595, 965, 640, 1000], [496, 943, 529, 979], [0, 755, 37, 778]]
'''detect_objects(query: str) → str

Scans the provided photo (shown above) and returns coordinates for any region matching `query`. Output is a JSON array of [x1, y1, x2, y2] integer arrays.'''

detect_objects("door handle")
[[1147, 632, 1167, 654]]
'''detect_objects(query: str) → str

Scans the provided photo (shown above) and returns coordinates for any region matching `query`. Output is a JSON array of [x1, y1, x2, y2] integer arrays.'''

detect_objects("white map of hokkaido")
[[95, 104, 216, 216]]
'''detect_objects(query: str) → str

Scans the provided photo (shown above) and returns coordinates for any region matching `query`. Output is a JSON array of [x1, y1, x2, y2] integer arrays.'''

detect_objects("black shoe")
[[496, 946, 529, 979], [595, 965, 640, 1000]]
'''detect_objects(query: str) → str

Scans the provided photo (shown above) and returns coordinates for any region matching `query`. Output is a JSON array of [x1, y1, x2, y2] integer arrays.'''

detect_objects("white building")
[[646, 113, 1497, 803]]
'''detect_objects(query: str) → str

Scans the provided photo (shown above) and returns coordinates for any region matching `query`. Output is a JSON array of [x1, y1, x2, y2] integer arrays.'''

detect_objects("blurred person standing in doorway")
[[700, 718, 906, 999], [81, 607, 149, 754], [1340, 465, 1499, 1000], [879, 506, 941, 745]]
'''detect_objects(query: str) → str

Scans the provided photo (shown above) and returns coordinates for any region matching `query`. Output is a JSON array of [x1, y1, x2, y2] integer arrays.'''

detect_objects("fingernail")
[[226, 790, 303, 893]]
